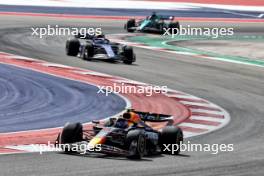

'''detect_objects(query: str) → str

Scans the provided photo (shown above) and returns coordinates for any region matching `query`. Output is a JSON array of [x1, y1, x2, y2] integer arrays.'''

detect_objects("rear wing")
[[130, 110, 174, 122]]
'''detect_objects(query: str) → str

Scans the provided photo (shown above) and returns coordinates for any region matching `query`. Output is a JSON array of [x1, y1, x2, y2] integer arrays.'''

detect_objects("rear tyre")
[[59, 122, 83, 153], [125, 19, 136, 32], [66, 38, 80, 56], [125, 130, 146, 159], [168, 22, 180, 35], [123, 46, 135, 64], [158, 23, 165, 34], [82, 43, 94, 61], [159, 126, 183, 155]]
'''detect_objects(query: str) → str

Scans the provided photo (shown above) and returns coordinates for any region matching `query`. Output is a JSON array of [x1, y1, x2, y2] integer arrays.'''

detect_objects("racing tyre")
[[66, 38, 80, 56], [159, 126, 183, 155], [82, 43, 94, 61], [168, 22, 180, 34], [126, 19, 136, 32], [59, 122, 83, 153], [123, 46, 135, 64], [158, 23, 165, 34], [125, 130, 146, 159]]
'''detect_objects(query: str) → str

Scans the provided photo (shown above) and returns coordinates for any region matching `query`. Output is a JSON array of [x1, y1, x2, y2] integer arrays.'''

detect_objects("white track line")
[[179, 101, 209, 106], [166, 94, 201, 99], [179, 122, 216, 130], [190, 109, 224, 115], [190, 116, 226, 122], [41, 63, 73, 68]]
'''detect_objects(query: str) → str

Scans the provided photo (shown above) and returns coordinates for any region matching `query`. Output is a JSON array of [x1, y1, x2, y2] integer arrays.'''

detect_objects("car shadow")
[[57, 151, 190, 161], [83, 59, 138, 66], [57, 152, 153, 161]]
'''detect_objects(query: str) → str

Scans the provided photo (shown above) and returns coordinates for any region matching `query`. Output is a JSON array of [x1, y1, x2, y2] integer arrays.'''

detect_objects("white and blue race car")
[[66, 34, 136, 64]]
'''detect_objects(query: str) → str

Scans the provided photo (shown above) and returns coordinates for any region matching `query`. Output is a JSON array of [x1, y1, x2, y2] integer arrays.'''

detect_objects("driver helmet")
[[150, 12, 157, 20], [123, 112, 141, 125], [96, 33, 105, 39]]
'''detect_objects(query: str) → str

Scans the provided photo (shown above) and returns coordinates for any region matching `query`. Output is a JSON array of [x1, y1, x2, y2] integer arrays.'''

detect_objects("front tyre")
[[125, 130, 146, 159], [66, 38, 80, 56], [125, 19, 136, 32], [123, 46, 135, 64], [82, 43, 94, 61], [159, 126, 183, 155], [59, 122, 83, 153]]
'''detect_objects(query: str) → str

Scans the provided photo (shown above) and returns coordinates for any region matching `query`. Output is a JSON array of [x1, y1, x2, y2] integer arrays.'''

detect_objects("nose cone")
[[88, 136, 106, 148]]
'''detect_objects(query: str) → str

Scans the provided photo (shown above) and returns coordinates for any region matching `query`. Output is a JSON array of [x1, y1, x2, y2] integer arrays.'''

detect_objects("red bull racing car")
[[56, 110, 183, 159]]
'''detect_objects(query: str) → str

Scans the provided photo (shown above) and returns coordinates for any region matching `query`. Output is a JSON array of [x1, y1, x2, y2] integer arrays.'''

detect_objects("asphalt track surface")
[[0, 63, 126, 133], [0, 16, 264, 176]]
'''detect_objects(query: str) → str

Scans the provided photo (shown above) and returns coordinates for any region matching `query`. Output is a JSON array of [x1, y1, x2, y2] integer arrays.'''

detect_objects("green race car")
[[124, 12, 180, 34]]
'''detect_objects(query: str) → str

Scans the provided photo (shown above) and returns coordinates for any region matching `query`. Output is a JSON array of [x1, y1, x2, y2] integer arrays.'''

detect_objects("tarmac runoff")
[[108, 33, 264, 68]]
